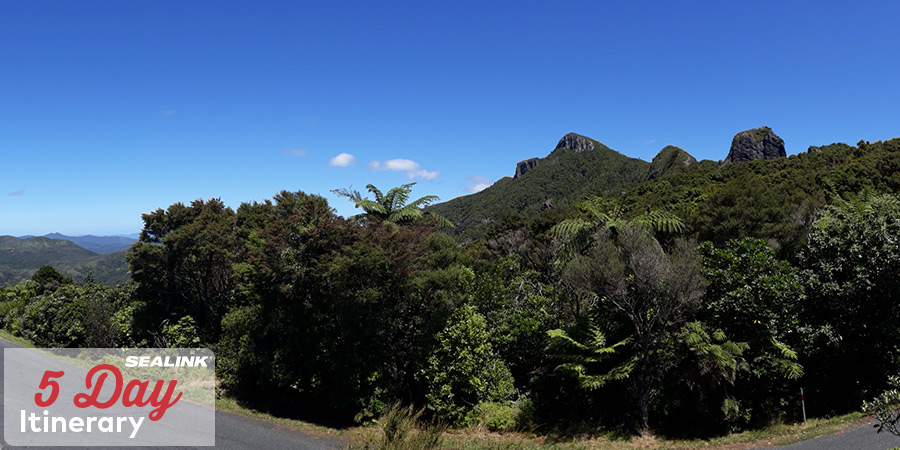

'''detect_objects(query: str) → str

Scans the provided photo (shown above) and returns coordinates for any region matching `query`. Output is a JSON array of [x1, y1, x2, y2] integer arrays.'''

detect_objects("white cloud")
[[646, 138, 656, 145], [329, 153, 356, 167], [464, 176, 493, 193], [368, 158, 440, 180], [162, 110, 175, 117], [410, 169, 440, 180], [284, 149, 307, 157]]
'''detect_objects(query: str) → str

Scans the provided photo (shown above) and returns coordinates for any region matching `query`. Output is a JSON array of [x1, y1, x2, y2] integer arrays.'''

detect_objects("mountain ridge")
[[429, 132, 707, 240], [16, 233, 136, 254], [0, 236, 129, 286]]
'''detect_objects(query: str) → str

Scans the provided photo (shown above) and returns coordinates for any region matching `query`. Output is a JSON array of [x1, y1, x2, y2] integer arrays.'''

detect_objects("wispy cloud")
[[329, 153, 356, 167], [368, 158, 440, 180], [646, 138, 656, 145], [8, 189, 24, 197], [283, 149, 307, 157], [162, 110, 175, 117], [464, 176, 493, 193]]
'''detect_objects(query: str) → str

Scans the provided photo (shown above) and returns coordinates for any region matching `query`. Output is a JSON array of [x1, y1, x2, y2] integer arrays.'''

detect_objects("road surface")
[[763, 421, 900, 450], [0, 338, 340, 449]]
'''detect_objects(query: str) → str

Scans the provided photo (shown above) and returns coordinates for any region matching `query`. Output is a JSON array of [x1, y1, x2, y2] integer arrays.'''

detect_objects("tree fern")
[[550, 195, 685, 265], [546, 315, 634, 390], [332, 182, 453, 228]]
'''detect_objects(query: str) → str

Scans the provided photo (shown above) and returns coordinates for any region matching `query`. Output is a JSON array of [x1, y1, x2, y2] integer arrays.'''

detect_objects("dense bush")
[[4, 176, 900, 438]]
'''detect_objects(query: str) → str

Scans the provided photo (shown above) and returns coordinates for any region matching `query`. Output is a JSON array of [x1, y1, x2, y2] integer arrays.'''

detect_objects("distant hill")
[[0, 236, 129, 286], [428, 132, 709, 241], [18, 233, 137, 254]]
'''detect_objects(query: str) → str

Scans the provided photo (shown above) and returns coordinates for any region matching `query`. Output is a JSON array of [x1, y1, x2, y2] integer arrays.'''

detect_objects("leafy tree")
[[698, 238, 804, 425], [163, 315, 201, 348], [31, 265, 72, 295], [799, 192, 900, 412], [332, 183, 452, 228], [128, 198, 236, 344], [464, 255, 557, 389], [220, 190, 450, 422], [863, 376, 900, 438], [424, 304, 515, 424], [561, 228, 705, 431]]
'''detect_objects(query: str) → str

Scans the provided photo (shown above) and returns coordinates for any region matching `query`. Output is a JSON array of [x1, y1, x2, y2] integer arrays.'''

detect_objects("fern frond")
[[634, 210, 686, 234], [355, 199, 388, 217], [388, 208, 424, 225], [365, 184, 384, 204], [408, 195, 440, 209]]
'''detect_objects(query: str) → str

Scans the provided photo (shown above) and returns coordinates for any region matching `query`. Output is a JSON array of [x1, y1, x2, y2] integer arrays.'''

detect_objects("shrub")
[[863, 376, 900, 437], [163, 315, 201, 348], [424, 304, 515, 425], [346, 402, 443, 450], [465, 401, 516, 432]]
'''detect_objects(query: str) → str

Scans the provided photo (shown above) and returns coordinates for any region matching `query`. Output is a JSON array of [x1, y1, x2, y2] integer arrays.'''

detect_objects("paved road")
[[761, 421, 900, 450], [0, 338, 340, 449]]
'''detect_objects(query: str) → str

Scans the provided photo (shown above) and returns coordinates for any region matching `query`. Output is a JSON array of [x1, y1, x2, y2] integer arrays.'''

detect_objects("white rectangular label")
[[4, 348, 215, 446]]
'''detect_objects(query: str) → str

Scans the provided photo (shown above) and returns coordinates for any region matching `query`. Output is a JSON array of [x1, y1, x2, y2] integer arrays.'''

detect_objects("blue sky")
[[2, 1, 899, 235]]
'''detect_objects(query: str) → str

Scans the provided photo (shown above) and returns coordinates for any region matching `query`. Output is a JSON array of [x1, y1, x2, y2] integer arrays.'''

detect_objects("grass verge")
[[0, 329, 34, 348], [344, 412, 866, 450]]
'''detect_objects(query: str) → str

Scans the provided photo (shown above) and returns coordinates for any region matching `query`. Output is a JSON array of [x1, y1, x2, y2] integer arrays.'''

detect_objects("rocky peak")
[[725, 126, 786, 163], [555, 133, 595, 153], [648, 146, 696, 179], [514, 158, 539, 178]]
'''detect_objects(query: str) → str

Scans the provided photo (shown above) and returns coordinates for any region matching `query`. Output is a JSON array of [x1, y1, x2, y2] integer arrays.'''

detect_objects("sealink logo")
[[4, 348, 216, 446], [125, 355, 210, 368]]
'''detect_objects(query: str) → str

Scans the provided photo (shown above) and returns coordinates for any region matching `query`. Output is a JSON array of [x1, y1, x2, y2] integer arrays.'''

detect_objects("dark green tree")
[[127, 198, 236, 344], [561, 228, 706, 431], [698, 238, 804, 425], [31, 265, 72, 295], [799, 192, 900, 412]]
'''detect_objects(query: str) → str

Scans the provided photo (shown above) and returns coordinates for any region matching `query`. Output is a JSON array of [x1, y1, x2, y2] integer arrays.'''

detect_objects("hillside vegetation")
[[0, 236, 129, 286], [432, 132, 900, 253], [428, 133, 655, 241]]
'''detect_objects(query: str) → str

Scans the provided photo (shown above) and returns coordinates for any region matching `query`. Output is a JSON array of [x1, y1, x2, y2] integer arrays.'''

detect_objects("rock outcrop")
[[514, 158, 539, 178], [725, 126, 786, 163], [555, 132, 595, 153]]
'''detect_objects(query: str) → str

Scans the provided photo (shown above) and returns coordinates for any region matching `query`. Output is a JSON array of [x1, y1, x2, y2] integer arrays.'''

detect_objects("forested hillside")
[[0, 236, 128, 286], [2, 133, 900, 442], [428, 133, 660, 241], [434, 131, 900, 255]]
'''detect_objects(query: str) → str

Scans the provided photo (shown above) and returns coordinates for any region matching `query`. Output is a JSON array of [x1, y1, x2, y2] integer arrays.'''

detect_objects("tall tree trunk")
[[637, 345, 653, 432]]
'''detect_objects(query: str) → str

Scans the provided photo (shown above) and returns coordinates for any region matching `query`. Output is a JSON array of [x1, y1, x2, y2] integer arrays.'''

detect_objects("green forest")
[[3, 136, 900, 443]]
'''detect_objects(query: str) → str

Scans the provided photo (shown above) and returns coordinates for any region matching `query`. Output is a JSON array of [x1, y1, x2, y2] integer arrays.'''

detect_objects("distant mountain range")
[[0, 235, 132, 286], [16, 233, 136, 254]]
